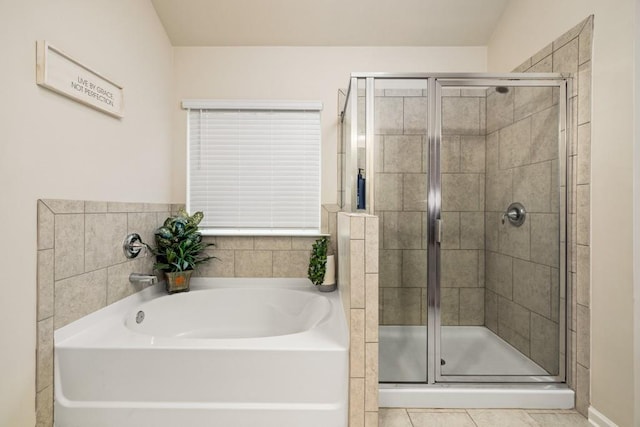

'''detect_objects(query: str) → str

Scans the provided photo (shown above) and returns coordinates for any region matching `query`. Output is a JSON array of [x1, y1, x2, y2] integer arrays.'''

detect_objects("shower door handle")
[[435, 219, 443, 244]]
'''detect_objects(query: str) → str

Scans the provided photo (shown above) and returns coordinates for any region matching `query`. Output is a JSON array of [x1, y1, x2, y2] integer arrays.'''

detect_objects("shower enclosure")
[[339, 73, 572, 406]]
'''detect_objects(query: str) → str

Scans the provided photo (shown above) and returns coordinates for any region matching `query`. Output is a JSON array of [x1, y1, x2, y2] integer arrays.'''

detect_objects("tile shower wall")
[[374, 88, 429, 326], [483, 83, 561, 376], [507, 16, 592, 415], [440, 88, 487, 326], [338, 212, 379, 427], [374, 88, 487, 326], [36, 199, 172, 427]]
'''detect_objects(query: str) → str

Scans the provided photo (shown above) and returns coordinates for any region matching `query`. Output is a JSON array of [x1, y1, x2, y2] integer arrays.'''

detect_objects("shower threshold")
[[379, 326, 574, 409], [379, 382, 574, 409]]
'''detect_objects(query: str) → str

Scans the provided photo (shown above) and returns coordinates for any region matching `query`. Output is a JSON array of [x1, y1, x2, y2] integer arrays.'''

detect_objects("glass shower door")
[[341, 73, 569, 386], [434, 79, 567, 382], [374, 78, 430, 383]]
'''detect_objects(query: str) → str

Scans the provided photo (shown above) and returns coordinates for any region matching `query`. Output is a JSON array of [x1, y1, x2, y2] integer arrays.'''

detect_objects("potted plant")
[[308, 237, 336, 292], [148, 209, 214, 293]]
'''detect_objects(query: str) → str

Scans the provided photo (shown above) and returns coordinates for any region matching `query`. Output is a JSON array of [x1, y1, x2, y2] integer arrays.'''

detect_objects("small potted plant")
[[308, 237, 336, 292], [148, 209, 214, 293]]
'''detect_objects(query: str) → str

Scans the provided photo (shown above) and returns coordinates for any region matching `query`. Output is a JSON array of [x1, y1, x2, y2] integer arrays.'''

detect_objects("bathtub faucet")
[[129, 273, 158, 285]]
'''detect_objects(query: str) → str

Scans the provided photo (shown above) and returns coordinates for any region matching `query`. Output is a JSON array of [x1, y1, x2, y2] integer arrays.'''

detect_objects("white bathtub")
[[54, 278, 349, 427]]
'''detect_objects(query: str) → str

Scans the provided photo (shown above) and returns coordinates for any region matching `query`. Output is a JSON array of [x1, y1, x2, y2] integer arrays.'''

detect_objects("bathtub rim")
[[54, 277, 349, 351], [124, 286, 334, 340]]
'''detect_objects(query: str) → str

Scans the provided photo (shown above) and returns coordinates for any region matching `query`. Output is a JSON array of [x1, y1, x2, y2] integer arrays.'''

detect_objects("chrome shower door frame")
[[341, 73, 570, 386], [430, 76, 569, 384], [342, 77, 360, 212]]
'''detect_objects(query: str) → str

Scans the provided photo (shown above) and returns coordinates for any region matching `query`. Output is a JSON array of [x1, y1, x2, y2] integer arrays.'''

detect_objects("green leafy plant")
[[308, 237, 328, 286], [147, 209, 215, 273]]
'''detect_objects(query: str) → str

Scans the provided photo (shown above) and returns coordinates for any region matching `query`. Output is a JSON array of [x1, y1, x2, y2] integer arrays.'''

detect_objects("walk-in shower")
[[339, 73, 574, 408]]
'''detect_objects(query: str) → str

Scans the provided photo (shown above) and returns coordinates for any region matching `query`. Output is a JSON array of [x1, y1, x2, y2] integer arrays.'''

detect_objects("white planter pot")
[[323, 255, 336, 285]]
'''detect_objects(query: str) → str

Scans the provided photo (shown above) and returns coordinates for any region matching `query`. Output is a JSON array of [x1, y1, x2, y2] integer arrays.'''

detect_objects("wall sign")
[[36, 41, 124, 118]]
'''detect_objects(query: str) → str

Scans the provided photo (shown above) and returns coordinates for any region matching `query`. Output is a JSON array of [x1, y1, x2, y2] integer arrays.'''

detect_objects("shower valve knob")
[[502, 202, 526, 227]]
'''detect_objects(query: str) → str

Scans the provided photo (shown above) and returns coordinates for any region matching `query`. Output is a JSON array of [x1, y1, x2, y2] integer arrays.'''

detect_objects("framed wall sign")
[[36, 41, 124, 118]]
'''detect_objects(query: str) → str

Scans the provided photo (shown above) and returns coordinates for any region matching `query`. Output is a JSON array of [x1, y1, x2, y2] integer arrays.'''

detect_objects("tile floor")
[[380, 408, 589, 427]]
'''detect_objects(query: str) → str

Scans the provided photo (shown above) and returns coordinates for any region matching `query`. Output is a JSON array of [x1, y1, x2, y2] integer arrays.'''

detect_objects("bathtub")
[[54, 278, 349, 427]]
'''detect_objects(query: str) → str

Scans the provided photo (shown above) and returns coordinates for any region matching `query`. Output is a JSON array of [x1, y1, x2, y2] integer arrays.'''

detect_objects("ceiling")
[[151, 0, 510, 47]]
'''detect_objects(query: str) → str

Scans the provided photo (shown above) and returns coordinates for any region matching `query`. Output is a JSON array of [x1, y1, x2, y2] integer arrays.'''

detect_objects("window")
[[183, 100, 322, 235]]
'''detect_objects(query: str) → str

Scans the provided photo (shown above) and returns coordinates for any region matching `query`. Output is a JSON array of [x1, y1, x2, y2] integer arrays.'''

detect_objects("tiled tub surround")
[[196, 235, 324, 278], [37, 200, 340, 426], [36, 199, 173, 426], [196, 205, 340, 279], [512, 16, 593, 416], [338, 212, 379, 427]]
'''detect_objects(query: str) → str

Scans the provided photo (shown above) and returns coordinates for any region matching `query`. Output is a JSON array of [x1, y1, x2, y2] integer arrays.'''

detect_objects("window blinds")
[[185, 100, 322, 235]]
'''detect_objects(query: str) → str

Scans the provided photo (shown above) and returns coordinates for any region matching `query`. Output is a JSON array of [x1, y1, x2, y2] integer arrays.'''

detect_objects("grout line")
[[404, 408, 416, 427], [465, 409, 480, 427], [81, 213, 86, 274]]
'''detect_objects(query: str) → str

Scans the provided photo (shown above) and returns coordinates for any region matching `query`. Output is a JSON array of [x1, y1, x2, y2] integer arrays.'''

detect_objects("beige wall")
[[0, 1, 174, 425], [489, 2, 636, 425], [171, 46, 487, 205]]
